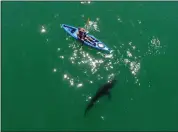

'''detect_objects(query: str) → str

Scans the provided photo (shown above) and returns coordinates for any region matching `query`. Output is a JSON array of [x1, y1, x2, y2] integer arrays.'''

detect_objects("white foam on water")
[[40, 25, 47, 34], [77, 83, 83, 88], [53, 68, 57, 72], [145, 36, 166, 56], [117, 16, 123, 23], [84, 18, 100, 32]]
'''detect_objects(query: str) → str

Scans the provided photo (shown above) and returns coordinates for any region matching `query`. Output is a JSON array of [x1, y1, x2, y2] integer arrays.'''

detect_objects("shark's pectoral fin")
[[108, 92, 112, 100], [105, 91, 111, 100]]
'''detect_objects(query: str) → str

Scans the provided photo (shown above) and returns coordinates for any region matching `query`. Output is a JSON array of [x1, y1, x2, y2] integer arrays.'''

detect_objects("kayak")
[[61, 24, 110, 53]]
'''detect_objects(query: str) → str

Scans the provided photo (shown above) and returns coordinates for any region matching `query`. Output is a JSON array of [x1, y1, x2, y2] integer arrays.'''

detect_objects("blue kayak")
[[61, 24, 110, 53]]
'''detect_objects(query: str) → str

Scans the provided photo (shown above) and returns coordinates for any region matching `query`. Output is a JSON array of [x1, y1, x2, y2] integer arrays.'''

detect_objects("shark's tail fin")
[[84, 103, 94, 117]]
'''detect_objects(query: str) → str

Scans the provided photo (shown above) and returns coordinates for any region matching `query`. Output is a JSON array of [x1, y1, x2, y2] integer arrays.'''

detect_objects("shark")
[[84, 79, 117, 116]]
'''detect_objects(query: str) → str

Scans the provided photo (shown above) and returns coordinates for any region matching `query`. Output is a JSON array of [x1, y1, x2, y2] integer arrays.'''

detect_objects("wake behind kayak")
[[61, 24, 111, 53]]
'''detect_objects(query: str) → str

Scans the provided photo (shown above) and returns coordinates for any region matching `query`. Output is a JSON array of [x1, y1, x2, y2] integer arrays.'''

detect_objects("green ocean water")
[[2, 1, 178, 131]]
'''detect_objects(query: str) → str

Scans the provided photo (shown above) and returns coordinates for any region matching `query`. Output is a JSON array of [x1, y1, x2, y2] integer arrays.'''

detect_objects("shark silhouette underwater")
[[84, 79, 117, 116]]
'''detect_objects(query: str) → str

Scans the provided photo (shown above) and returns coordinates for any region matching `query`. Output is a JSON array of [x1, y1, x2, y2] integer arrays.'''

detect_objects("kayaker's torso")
[[78, 28, 87, 39]]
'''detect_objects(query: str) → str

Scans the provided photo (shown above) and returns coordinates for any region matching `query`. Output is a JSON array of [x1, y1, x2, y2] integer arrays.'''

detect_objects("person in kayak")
[[77, 27, 95, 45], [77, 28, 87, 41]]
